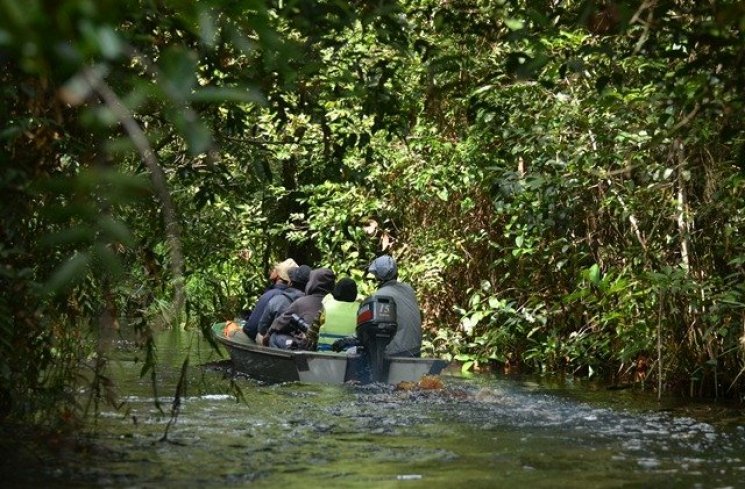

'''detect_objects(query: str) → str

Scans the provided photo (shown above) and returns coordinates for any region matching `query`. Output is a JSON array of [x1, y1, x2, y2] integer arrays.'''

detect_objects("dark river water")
[[12, 327, 745, 488]]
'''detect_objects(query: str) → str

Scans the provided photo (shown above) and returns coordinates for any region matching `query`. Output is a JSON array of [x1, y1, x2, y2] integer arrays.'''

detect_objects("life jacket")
[[316, 295, 358, 351]]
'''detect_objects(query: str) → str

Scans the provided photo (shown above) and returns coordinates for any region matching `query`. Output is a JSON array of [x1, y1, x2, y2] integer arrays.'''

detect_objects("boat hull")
[[211, 323, 447, 384]]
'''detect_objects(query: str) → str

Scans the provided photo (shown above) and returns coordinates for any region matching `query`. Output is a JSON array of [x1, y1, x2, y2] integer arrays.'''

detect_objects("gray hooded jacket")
[[256, 286, 304, 336], [374, 279, 422, 356], [268, 268, 336, 335]]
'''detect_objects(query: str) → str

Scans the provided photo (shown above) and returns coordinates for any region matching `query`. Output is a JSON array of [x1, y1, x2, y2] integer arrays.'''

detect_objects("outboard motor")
[[356, 295, 398, 383]]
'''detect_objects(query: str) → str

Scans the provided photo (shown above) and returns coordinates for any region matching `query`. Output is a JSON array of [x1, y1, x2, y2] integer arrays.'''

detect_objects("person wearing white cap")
[[255, 265, 311, 345], [241, 258, 298, 341], [367, 254, 422, 357]]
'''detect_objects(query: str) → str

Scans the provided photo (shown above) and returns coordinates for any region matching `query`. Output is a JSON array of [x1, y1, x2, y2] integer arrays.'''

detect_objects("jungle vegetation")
[[2, 0, 745, 428]]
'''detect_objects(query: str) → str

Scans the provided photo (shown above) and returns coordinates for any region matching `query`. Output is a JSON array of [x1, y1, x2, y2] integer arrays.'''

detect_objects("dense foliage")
[[2, 0, 745, 426]]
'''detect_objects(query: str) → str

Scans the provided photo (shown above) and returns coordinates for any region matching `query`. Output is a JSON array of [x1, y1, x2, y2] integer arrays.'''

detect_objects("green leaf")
[[97, 25, 122, 59], [461, 360, 475, 373], [588, 264, 601, 285], [471, 84, 495, 96], [160, 47, 198, 99], [44, 252, 90, 294], [505, 18, 524, 30], [1, 0, 27, 27], [172, 112, 212, 154], [98, 216, 135, 247], [39, 226, 96, 248], [0, 29, 12, 45], [93, 243, 124, 279], [0, 125, 21, 141], [198, 9, 217, 47], [189, 87, 266, 105], [471, 311, 485, 325]]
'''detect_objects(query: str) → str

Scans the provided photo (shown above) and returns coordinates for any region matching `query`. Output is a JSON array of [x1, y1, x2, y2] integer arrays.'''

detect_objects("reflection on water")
[[11, 328, 745, 488]]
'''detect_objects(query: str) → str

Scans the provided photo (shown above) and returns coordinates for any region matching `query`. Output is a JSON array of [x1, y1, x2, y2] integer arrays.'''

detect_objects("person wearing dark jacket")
[[255, 265, 311, 345], [265, 268, 335, 350], [241, 258, 297, 341]]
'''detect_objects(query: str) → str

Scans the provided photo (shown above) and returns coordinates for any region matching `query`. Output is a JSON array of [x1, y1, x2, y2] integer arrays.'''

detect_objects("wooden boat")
[[210, 323, 448, 384]]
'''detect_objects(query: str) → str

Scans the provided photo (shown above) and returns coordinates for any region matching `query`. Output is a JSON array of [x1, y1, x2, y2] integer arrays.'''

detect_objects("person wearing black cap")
[[315, 278, 360, 351], [255, 265, 311, 345], [367, 254, 422, 357]]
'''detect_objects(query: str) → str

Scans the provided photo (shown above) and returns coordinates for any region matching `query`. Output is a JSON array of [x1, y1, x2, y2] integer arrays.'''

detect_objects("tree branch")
[[81, 68, 185, 322]]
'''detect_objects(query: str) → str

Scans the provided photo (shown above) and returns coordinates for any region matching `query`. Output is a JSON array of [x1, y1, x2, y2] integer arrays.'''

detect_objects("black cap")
[[289, 265, 311, 290], [332, 278, 358, 302]]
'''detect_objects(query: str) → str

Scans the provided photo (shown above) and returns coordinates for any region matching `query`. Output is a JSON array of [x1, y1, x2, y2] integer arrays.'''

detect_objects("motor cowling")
[[356, 295, 398, 382]]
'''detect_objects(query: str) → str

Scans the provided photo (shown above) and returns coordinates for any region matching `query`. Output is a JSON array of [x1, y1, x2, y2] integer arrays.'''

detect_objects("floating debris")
[[397, 474, 423, 480], [395, 375, 444, 391]]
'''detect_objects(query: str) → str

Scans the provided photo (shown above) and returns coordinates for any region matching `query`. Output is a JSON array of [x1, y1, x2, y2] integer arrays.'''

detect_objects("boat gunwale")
[[211, 323, 355, 361], [210, 322, 447, 366]]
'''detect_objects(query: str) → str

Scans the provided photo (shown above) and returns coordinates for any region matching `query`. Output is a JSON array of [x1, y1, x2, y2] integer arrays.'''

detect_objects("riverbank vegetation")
[[2, 0, 745, 427]]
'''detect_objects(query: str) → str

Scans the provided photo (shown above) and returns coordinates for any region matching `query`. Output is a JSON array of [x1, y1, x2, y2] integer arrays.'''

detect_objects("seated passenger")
[[264, 268, 335, 350], [367, 255, 422, 357], [255, 265, 311, 346], [315, 278, 359, 351], [239, 258, 297, 341]]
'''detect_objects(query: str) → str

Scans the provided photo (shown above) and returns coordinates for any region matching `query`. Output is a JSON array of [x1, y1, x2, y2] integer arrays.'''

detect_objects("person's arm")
[[242, 290, 271, 337], [268, 304, 295, 335], [257, 295, 284, 336], [305, 307, 325, 351]]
